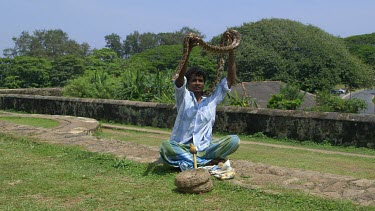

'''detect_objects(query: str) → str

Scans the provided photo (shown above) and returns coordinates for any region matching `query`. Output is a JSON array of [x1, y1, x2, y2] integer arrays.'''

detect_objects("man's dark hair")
[[185, 66, 206, 83]]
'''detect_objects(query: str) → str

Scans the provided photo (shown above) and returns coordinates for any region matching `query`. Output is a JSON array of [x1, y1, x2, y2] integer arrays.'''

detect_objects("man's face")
[[188, 74, 205, 94]]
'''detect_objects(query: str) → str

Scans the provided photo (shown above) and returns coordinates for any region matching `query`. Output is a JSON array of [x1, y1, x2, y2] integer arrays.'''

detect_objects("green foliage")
[[344, 98, 369, 113], [232, 18, 374, 92], [2, 22, 374, 105], [3, 29, 90, 58], [50, 55, 85, 87], [1, 134, 365, 210], [223, 90, 258, 108], [62, 48, 125, 99], [63, 44, 215, 103], [63, 71, 119, 99], [267, 94, 302, 110], [267, 84, 304, 110], [312, 91, 367, 113], [280, 83, 305, 101], [114, 68, 175, 103], [124, 45, 217, 75], [0, 116, 59, 128], [1, 54, 86, 89], [151, 70, 175, 103], [114, 69, 154, 101], [2, 56, 51, 88], [84, 48, 124, 77], [124, 45, 181, 73], [344, 32, 375, 69], [105, 33, 124, 58], [63, 47, 177, 103], [0, 58, 13, 88], [122, 26, 203, 57]]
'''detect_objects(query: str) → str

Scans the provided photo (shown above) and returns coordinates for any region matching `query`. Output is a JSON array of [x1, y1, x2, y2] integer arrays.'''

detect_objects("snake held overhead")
[[172, 29, 241, 89]]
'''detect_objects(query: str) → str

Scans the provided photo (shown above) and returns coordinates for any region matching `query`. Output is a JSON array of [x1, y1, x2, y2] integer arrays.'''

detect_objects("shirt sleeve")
[[174, 77, 188, 111], [211, 78, 231, 105]]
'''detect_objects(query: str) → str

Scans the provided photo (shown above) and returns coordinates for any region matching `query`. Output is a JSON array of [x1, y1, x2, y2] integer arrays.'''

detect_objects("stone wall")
[[0, 88, 63, 96], [0, 94, 374, 148]]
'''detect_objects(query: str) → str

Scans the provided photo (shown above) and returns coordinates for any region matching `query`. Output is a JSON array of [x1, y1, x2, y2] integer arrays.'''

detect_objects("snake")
[[172, 29, 241, 94]]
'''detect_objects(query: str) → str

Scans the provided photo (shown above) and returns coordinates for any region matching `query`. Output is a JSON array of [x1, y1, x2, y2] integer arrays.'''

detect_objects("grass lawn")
[[0, 116, 59, 129], [0, 133, 370, 210]]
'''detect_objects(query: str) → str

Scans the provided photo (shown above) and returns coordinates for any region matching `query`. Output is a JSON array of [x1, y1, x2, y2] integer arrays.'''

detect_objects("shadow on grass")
[[143, 159, 180, 176]]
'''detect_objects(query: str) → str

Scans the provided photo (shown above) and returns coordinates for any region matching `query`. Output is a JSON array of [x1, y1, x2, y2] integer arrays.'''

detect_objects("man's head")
[[185, 66, 206, 94]]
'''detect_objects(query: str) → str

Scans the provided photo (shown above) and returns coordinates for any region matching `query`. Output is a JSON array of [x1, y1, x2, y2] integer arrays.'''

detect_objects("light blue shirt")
[[170, 76, 231, 151]]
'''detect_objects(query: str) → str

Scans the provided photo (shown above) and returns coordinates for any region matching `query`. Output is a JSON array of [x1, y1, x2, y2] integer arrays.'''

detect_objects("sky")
[[1, 0, 374, 54]]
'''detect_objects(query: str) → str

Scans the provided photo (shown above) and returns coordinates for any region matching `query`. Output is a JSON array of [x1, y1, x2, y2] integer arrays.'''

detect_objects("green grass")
[[96, 128, 167, 146], [95, 126, 375, 180], [0, 116, 60, 128], [240, 132, 375, 156], [0, 133, 370, 210], [232, 143, 375, 179]]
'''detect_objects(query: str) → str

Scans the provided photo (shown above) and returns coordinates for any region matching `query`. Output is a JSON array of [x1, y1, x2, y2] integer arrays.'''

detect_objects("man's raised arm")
[[175, 42, 194, 88], [227, 50, 237, 89]]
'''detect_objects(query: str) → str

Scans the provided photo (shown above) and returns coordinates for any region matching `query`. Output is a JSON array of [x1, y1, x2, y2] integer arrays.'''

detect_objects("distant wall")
[[0, 88, 63, 96], [0, 94, 374, 148]]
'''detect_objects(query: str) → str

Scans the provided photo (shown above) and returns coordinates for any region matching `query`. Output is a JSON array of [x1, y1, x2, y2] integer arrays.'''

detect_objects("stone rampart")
[[0, 88, 63, 96]]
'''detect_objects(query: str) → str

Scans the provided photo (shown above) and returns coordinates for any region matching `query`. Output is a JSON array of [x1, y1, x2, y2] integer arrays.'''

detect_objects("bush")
[[223, 90, 258, 108], [312, 91, 367, 113], [343, 98, 368, 113], [267, 83, 304, 110], [267, 94, 302, 110]]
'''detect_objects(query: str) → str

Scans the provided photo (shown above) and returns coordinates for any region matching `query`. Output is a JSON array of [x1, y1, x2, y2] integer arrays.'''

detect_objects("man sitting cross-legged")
[[159, 41, 240, 171]]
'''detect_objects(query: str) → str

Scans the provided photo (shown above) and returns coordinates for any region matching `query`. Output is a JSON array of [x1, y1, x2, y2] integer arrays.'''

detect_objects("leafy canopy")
[[232, 18, 374, 92], [344, 33, 375, 69], [3, 29, 90, 59]]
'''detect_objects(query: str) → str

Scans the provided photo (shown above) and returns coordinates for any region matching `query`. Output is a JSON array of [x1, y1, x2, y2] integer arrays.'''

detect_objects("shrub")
[[223, 90, 258, 108], [267, 84, 304, 110], [312, 91, 367, 113], [267, 94, 302, 110]]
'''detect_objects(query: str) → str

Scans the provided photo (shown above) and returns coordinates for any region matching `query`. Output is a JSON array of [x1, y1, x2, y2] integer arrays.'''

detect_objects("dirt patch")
[[0, 113, 374, 207]]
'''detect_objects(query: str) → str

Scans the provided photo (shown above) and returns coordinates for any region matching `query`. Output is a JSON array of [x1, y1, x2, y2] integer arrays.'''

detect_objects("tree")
[[105, 33, 124, 58], [0, 58, 13, 88], [344, 33, 375, 69], [231, 18, 374, 92], [3, 31, 32, 58], [178, 26, 203, 37], [123, 44, 217, 77], [139, 32, 158, 52], [3, 29, 90, 58], [50, 55, 85, 87], [84, 48, 123, 77], [157, 26, 204, 46], [63, 49, 122, 99], [123, 30, 141, 57], [63, 44, 217, 102], [3, 56, 51, 88], [121, 27, 204, 57]]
